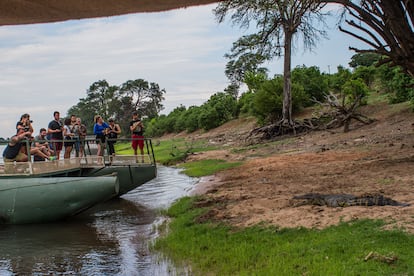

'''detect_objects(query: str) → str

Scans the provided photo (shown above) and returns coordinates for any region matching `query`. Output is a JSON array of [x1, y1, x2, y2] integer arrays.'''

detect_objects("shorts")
[[131, 134, 144, 150], [50, 139, 63, 151], [96, 134, 106, 144], [64, 136, 74, 147], [4, 151, 27, 162]]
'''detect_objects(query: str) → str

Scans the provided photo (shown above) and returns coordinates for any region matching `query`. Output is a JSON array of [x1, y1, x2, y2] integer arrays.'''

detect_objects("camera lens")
[[29, 120, 33, 123]]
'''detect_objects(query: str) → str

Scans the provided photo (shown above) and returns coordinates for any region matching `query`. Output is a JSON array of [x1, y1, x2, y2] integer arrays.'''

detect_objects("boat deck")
[[0, 154, 154, 177]]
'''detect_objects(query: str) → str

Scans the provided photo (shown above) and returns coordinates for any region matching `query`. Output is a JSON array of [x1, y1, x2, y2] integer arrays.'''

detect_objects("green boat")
[[0, 176, 119, 224], [0, 137, 157, 224]]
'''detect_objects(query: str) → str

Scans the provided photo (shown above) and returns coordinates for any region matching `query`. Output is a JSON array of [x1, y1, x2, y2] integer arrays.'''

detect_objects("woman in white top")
[[63, 117, 75, 159]]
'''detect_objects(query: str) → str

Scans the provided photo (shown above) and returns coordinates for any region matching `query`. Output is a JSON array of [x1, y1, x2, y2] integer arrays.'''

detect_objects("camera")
[[23, 126, 30, 132], [29, 120, 33, 123]]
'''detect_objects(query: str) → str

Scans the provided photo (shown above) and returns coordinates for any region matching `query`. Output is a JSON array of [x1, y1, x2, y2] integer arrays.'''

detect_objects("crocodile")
[[292, 193, 410, 207]]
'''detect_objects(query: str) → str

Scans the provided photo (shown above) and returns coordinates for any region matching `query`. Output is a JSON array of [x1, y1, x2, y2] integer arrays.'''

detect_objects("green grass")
[[112, 138, 217, 165], [177, 159, 242, 177], [152, 138, 219, 165], [154, 197, 414, 275]]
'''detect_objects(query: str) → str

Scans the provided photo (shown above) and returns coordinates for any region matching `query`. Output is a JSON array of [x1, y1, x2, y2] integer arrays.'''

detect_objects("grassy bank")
[[117, 133, 414, 274], [154, 197, 414, 275]]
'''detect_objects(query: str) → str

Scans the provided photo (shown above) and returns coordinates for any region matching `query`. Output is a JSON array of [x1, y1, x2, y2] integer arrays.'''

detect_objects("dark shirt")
[[48, 120, 63, 140], [3, 136, 23, 159], [129, 119, 143, 135]]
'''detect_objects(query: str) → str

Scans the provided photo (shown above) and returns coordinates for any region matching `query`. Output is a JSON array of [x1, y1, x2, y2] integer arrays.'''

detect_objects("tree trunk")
[[282, 28, 293, 126]]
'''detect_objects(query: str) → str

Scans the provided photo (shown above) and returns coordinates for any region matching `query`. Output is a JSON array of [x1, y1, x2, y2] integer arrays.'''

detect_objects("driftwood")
[[247, 119, 314, 141], [313, 92, 375, 132], [246, 92, 375, 143]]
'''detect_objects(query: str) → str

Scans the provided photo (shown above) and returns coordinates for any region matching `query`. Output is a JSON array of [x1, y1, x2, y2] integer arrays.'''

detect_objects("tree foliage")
[[215, 0, 328, 126], [68, 78, 165, 135], [119, 79, 166, 118]]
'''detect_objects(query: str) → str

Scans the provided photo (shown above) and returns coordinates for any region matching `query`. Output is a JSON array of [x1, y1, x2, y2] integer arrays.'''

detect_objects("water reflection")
[[0, 166, 198, 275]]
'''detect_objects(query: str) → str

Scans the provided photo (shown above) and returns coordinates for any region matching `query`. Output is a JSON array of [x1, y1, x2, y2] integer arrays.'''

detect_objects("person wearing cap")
[[129, 111, 145, 162], [106, 118, 121, 156]]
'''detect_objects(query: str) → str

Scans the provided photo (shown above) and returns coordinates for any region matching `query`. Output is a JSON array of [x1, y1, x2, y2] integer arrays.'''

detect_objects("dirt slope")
[[177, 102, 414, 232]]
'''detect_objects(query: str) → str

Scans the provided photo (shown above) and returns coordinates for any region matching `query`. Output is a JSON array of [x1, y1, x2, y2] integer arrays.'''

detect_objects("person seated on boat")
[[106, 118, 121, 156], [16, 113, 34, 135], [63, 118, 75, 159], [33, 128, 54, 161], [3, 128, 50, 162], [93, 115, 110, 156], [47, 111, 64, 159], [129, 111, 145, 162]]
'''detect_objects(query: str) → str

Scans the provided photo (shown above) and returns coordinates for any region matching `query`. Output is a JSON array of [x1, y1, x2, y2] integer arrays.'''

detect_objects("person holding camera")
[[16, 113, 34, 134], [47, 111, 64, 160], [63, 118, 75, 159], [93, 115, 109, 156], [129, 111, 145, 162], [106, 118, 121, 156]]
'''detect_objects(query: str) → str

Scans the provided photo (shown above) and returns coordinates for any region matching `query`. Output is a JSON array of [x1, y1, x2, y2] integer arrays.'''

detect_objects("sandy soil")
[[171, 102, 414, 232]]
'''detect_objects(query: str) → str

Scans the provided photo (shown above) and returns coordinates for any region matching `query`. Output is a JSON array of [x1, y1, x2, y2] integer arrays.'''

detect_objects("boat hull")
[[82, 164, 157, 196], [0, 176, 119, 224]]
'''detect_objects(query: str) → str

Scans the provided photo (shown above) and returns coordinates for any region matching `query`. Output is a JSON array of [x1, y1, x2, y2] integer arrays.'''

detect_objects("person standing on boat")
[[63, 118, 75, 159], [129, 111, 145, 162], [75, 117, 87, 157], [106, 118, 121, 156], [70, 114, 81, 157], [93, 115, 109, 156], [47, 111, 63, 160], [3, 128, 49, 162]]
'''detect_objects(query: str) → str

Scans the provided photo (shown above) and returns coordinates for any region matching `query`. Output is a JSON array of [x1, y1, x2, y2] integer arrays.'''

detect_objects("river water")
[[0, 165, 198, 275]]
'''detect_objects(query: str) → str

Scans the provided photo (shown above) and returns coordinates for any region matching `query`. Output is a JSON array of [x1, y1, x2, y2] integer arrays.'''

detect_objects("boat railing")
[[0, 136, 156, 176], [81, 136, 156, 166], [0, 158, 89, 176]]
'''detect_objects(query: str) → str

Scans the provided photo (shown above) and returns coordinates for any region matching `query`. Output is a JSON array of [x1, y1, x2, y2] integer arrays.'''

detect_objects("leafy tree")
[[352, 65, 376, 88], [253, 76, 307, 124], [342, 78, 370, 105], [182, 106, 201, 133], [145, 115, 168, 137], [68, 78, 167, 136], [86, 80, 119, 121], [291, 65, 328, 104], [198, 92, 238, 130], [329, 66, 352, 94], [224, 51, 269, 88], [376, 65, 414, 104], [349, 52, 381, 68], [215, 0, 328, 127], [119, 79, 166, 119], [238, 91, 256, 116]]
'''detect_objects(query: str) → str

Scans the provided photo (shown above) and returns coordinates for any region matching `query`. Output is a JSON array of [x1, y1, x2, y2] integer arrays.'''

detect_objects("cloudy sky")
[[0, 3, 363, 139]]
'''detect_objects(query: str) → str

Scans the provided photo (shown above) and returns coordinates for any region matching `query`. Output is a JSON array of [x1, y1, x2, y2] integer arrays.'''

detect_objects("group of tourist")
[[2, 111, 145, 162]]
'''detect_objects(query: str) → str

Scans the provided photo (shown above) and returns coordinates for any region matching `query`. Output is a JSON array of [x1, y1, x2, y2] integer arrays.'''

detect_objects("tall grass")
[[155, 197, 414, 275]]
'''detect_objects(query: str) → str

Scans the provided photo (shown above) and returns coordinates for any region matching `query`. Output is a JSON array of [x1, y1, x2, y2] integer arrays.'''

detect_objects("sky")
[[0, 3, 365, 139]]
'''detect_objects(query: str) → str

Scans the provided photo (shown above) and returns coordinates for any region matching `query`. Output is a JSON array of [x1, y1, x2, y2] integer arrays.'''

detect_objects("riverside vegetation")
[[116, 96, 414, 275]]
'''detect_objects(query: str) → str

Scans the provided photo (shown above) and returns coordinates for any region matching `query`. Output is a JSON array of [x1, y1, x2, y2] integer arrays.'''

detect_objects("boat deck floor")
[[0, 155, 153, 177]]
